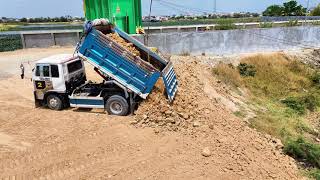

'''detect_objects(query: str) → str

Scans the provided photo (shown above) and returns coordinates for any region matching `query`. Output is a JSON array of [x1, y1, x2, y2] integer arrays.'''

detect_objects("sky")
[[0, 0, 318, 18]]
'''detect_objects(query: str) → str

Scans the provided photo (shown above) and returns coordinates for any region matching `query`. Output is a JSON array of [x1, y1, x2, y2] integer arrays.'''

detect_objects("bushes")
[[238, 63, 256, 77], [0, 35, 22, 52], [281, 95, 318, 114], [284, 137, 320, 168], [281, 97, 306, 114], [311, 72, 320, 84]]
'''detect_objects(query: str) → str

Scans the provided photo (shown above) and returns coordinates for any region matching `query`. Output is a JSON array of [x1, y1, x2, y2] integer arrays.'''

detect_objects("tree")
[[20, 18, 28, 22], [59, 16, 68, 22], [263, 5, 284, 16], [283, 1, 306, 16], [310, 4, 320, 16], [263, 1, 306, 16]]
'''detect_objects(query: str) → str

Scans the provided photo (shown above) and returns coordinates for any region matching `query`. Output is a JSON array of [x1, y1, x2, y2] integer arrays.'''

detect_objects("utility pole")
[[305, 0, 310, 25], [213, 0, 217, 14]]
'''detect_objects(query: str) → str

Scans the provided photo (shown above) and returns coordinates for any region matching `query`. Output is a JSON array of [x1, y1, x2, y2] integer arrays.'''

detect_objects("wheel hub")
[[49, 98, 58, 108], [110, 102, 123, 114]]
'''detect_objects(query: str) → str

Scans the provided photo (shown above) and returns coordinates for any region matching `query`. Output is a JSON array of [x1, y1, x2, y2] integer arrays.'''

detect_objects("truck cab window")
[[68, 60, 83, 73], [43, 66, 50, 77], [35, 66, 40, 76], [51, 65, 59, 78]]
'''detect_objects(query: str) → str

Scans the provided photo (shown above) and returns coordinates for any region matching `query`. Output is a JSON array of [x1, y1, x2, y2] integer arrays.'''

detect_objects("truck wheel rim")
[[49, 98, 58, 108], [110, 102, 122, 114]]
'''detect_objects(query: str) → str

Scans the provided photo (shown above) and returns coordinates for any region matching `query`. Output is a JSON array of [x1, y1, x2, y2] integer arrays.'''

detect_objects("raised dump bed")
[[78, 25, 178, 102]]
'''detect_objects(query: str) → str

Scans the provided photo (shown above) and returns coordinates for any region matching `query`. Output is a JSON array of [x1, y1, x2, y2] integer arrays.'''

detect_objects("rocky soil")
[[0, 48, 303, 179]]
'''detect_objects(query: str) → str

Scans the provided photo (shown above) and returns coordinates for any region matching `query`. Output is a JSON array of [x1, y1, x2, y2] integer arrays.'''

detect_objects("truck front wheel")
[[105, 95, 129, 116], [47, 95, 63, 111]]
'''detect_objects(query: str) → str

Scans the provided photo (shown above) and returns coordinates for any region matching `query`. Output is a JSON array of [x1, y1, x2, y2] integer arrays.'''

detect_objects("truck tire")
[[105, 95, 129, 116], [47, 95, 63, 111]]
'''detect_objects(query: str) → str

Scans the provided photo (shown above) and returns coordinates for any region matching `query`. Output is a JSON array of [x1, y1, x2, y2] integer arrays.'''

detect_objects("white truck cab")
[[33, 54, 86, 110], [32, 54, 133, 116]]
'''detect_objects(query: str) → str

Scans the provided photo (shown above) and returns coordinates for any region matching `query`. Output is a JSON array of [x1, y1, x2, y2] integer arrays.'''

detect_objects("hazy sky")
[[0, 0, 318, 18]]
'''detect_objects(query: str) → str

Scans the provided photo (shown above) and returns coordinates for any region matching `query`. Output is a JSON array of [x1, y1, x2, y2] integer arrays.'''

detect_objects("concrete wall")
[[19, 30, 81, 49], [135, 26, 320, 55], [24, 34, 54, 48], [13, 26, 320, 55], [54, 33, 79, 46]]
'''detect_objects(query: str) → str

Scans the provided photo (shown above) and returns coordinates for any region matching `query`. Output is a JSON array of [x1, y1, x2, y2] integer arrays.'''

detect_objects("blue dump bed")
[[79, 27, 178, 102]]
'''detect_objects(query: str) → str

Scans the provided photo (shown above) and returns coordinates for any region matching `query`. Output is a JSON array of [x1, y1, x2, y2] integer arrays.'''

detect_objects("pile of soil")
[[107, 33, 141, 57], [134, 60, 212, 131]]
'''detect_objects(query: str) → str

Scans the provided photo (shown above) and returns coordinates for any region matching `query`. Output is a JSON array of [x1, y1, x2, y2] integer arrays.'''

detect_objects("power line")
[[146, 0, 153, 48], [156, 0, 213, 14], [156, 1, 192, 15]]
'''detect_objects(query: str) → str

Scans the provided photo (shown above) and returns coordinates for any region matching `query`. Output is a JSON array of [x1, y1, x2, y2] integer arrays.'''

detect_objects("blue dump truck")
[[32, 20, 178, 116]]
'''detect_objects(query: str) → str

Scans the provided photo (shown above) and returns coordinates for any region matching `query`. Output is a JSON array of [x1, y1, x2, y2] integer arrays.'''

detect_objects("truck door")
[[50, 64, 65, 92], [33, 64, 53, 100]]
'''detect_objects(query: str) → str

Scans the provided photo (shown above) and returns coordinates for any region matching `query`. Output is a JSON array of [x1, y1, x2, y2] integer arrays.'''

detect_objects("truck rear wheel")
[[105, 95, 129, 116], [47, 95, 63, 111]]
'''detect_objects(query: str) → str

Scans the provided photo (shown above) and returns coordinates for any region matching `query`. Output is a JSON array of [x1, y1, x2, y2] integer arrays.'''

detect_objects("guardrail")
[[144, 20, 320, 33]]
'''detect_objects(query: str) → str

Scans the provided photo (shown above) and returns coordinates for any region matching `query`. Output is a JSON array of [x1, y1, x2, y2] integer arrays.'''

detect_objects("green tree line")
[[263, 0, 320, 16]]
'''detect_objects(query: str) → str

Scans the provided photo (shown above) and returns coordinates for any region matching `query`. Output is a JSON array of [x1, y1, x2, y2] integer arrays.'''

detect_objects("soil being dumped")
[[134, 60, 208, 131], [106, 33, 141, 57]]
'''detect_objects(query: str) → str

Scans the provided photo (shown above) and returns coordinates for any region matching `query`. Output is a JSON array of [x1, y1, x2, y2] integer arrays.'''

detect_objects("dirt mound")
[[132, 57, 300, 179], [134, 60, 209, 131], [107, 33, 140, 57]]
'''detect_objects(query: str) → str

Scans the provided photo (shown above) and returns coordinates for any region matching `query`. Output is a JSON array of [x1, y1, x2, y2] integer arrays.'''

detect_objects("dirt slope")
[[0, 48, 301, 179]]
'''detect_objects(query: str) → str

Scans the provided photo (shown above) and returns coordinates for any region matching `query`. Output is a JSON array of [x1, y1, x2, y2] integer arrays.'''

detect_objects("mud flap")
[[162, 61, 178, 103]]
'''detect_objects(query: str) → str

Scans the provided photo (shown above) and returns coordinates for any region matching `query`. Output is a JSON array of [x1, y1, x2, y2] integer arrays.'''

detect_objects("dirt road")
[[0, 48, 301, 179]]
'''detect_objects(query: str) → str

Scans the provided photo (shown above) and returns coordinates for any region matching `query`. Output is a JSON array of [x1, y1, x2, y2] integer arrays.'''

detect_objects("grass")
[[0, 22, 83, 32], [213, 63, 242, 87], [308, 168, 320, 180], [213, 53, 320, 179], [286, 20, 300, 27], [260, 22, 273, 28], [214, 21, 237, 30], [240, 54, 312, 98], [0, 24, 19, 31], [250, 100, 308, 138]]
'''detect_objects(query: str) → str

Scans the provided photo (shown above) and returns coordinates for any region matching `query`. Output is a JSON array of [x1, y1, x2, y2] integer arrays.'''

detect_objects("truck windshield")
[[67, 60, 83, 73]]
